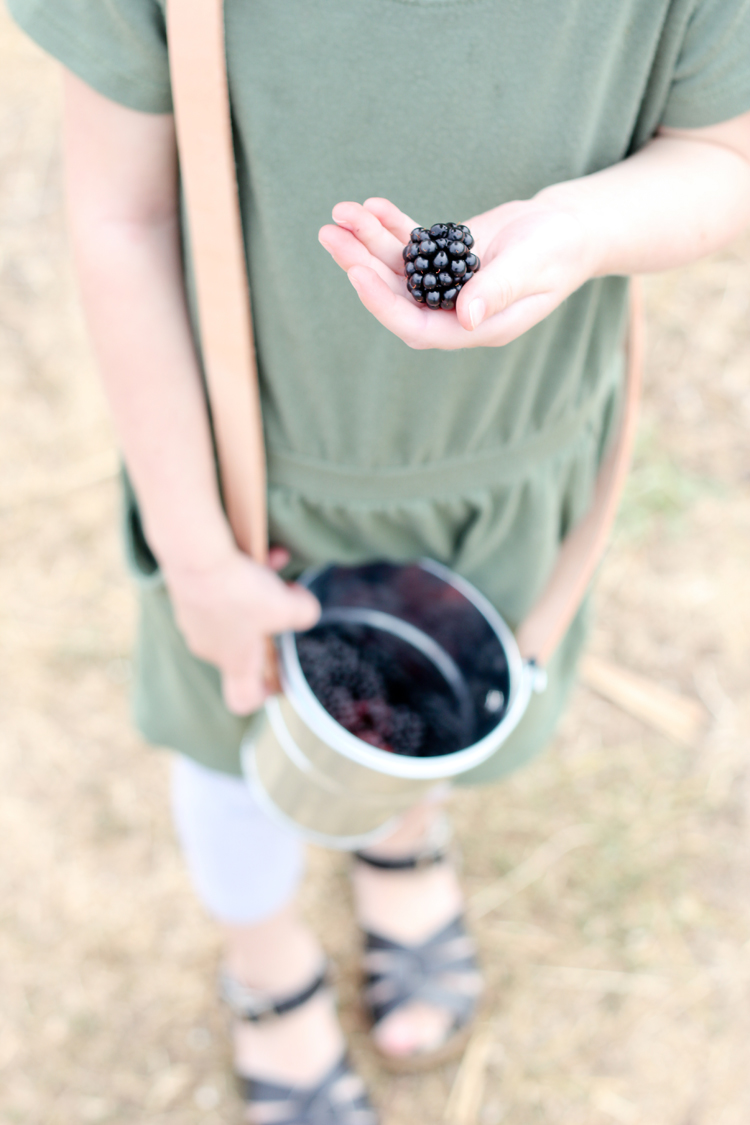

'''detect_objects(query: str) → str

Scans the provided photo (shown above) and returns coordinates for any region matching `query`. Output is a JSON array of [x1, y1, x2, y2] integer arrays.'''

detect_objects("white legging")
[[171, 754, 306, 925]]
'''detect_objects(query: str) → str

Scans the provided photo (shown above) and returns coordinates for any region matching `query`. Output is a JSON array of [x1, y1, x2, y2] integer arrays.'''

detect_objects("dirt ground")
[[1, 8, 749, 1124]]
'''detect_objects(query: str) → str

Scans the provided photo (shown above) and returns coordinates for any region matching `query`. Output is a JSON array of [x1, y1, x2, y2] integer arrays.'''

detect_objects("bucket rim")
[[274, 558, 534, 780]]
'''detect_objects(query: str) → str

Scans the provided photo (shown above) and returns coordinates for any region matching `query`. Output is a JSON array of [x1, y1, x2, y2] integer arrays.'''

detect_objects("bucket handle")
[[166, 0, 643, 674], [515, 282, 644, 666]]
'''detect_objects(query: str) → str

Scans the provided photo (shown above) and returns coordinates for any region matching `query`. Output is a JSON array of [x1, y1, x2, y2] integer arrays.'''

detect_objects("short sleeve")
[[661, 0, 750, 127], [7, 0, 172, 114]]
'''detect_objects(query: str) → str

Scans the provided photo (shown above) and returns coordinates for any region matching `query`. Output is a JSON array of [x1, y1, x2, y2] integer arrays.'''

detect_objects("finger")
[[268, 546, 290, 571], [255, 578, 321, 634], [455, 240, 548, 332], [473, 290, 563, 346], [362, 197, 418, 244], [330, 201, 405, 273], [347, 265, 477, 350], [319, 224, 404, 294], [222, 635, 266, 714], [283, 583, 321, 631], [222, 662, 267, 715]]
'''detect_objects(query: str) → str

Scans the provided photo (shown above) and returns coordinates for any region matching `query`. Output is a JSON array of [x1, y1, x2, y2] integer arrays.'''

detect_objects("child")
[[9, 0, 750, 1120]]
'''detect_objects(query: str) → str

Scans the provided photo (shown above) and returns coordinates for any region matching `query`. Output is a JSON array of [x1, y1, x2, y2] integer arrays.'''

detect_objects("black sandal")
[[220, 963, 379, 1124], [354, 825, 483, 1073]]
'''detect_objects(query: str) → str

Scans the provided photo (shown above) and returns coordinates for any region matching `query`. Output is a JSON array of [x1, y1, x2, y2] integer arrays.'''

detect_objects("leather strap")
[[166, 0, 267, 565], [515, 283, 643, 665], [166, 0, 643, 672], [167, 0, 281, 691]]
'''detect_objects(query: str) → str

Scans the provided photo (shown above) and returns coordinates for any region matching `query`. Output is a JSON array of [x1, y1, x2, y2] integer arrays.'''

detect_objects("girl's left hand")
[[318, 196, 597, 350]]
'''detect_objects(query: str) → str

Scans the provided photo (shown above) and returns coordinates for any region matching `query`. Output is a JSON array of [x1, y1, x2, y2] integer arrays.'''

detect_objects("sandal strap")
[[362, 914, 482, 1031], [353, 847, 449, 871], [219, 961, 330, 1023], [354, 812, 453, 871], [238, 1053, 379, 1125]]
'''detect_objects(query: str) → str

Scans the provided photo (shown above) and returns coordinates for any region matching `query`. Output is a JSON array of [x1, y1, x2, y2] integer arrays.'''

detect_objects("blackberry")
[[295, 628, 435, 756], [390, 706, 425, 756], [402, 224, 480, 310], [417, 692, 468, 756], [296, 634, 385, 713]]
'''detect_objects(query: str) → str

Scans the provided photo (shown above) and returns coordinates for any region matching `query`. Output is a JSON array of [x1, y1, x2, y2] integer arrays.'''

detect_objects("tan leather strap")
[[515, 281, 643, 665], [166, 0, 267, 565], [167, 0, 643, 672]]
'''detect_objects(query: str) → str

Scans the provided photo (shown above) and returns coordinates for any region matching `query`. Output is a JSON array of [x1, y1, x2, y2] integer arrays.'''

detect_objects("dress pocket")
[[121, 468, 165, 589]]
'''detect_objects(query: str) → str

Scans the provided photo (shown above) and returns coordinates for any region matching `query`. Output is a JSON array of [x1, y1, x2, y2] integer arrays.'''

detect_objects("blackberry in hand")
[[402, 223, 481, 310]]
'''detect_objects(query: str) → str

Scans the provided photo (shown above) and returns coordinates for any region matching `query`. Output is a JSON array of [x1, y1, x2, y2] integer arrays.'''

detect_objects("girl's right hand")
[[162, 545, 321, 715]]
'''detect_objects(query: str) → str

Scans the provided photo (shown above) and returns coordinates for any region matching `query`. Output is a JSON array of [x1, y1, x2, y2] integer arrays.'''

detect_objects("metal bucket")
[[242, 559, 546, 849]]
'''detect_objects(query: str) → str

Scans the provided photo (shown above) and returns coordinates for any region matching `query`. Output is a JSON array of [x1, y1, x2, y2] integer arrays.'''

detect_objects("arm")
[[318, 111, 750, 349], [63, 73, 318, 712], [545, 114, 750, 275]]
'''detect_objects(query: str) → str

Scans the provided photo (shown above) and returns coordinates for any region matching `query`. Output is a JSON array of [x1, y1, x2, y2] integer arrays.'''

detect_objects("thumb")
[[455, 250, 530, 332], [262, 579, 321, 635]]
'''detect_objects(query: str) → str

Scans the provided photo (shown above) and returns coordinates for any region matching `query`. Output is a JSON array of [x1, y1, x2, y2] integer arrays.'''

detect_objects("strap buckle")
[[219, 962, 330, 1023], [219, 973, 281, 1023]]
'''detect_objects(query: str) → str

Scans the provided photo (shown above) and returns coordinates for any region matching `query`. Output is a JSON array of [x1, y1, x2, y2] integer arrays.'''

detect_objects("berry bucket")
[[242, 560, 546, 849]]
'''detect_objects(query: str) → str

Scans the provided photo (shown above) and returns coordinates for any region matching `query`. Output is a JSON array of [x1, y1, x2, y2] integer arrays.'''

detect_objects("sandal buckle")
[[219, 961, 331, 1023], [415, 849, 442, 870], [219, 972, 279, 1021]]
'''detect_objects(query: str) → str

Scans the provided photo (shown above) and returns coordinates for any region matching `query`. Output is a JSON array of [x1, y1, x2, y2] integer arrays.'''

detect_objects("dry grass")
[[1, 6, 749, 1123]]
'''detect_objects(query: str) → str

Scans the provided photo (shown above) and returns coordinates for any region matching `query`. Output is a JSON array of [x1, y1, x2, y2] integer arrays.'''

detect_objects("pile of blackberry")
[[297, 632, 425, 755], [402, 223, 480, 310]]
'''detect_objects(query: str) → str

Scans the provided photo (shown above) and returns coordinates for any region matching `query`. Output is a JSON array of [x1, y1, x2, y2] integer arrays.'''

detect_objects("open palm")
[[319, 196, 595, 350]]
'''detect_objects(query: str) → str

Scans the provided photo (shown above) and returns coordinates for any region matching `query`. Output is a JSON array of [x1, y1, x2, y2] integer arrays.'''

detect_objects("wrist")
[[143, 504, 238, 579], [532, 179, 608, 280]]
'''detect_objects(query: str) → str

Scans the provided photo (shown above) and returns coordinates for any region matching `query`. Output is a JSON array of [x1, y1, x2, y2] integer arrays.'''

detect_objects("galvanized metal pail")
[[242, 559, 546, 848]]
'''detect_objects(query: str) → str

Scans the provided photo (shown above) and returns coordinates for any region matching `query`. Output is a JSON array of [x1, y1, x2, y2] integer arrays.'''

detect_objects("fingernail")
[[318, 235, 334, 254], [348, 271, 361, 291], [469, 299, 486, 330]]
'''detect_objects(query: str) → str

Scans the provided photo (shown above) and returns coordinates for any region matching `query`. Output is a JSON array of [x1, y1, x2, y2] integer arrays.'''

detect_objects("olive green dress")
[[10, 0, 750, 780]]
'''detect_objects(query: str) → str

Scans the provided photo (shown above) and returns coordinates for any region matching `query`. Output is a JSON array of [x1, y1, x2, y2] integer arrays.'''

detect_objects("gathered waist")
[[267, 371, 621, 504]]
